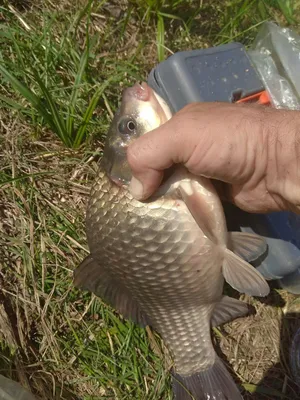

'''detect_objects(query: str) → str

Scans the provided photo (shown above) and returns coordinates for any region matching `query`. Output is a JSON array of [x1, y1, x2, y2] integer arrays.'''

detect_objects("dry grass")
[[1, 112, 95, 399], [1, 0, 300, 399], [217, 290, 300, 399]]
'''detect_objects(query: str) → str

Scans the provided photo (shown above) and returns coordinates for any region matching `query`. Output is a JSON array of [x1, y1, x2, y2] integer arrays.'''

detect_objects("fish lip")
[[123, 82, 171, 124], [102, 153, 113, 176], [123, 82, 151, 102], [109, 175, 127, 187], [102, 159, 125, 187], [102, 149, 131, 187]]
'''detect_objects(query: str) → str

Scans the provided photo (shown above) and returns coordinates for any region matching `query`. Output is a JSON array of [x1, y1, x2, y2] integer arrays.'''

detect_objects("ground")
[[1, 0, 300, 399]]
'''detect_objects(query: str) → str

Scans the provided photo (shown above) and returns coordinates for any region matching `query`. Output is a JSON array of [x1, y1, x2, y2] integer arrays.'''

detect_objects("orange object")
[[236, 90, 271, 106]]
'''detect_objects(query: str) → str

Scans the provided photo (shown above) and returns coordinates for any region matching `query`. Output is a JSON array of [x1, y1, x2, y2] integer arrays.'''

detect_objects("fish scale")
[[86, 167, 223, 375]]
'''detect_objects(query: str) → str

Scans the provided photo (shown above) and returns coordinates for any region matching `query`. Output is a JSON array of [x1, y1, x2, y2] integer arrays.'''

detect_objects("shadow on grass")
[[0, 276, 81, 400], [214, 285, 300, 399], [0, 356, 82, 400], [249, 309, 300, 399]]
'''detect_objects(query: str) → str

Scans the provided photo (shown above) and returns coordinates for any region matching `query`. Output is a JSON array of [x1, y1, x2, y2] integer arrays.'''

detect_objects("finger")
[[127, 111, 196, 200]]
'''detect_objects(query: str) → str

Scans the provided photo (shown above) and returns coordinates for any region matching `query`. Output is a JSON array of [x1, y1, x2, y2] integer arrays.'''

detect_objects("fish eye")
[[118, 117, 136, 135]]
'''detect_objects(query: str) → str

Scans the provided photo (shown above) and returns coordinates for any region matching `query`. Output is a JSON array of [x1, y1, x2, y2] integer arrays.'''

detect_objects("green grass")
[[0, 1, 142, 148], [1, 0, 299, 148], [1, 0, 300, 399]]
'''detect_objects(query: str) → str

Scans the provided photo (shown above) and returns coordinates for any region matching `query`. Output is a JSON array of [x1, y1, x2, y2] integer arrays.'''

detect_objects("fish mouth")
[[102, 148, 131, 187], [123, 82, 151, 102], [109, 174, 127, 187], [103, 161, 129, 187], [123, 82, 172, 125]]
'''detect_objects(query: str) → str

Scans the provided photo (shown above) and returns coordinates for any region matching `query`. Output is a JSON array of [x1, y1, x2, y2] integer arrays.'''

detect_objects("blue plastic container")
[[224, 205, 300, 291]]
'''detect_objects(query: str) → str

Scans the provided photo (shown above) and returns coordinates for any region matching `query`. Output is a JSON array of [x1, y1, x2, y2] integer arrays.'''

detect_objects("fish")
[[74, 82, 270, 399]]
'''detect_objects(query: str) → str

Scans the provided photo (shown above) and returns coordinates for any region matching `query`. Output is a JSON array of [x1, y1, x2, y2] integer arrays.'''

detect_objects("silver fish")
[[74, 82, 270, 399]]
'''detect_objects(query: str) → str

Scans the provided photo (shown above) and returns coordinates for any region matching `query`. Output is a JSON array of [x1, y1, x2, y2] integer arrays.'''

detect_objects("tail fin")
[[172, 357, 243, 400]]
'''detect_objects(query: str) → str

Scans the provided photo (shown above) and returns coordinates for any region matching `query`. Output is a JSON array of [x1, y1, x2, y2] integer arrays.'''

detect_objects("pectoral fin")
[[223, 249, 270, 297], [74, 255, 149, 326], [211, 296, 251, 327], [179, 181, 218, 244], [229, 232, 267, 262]]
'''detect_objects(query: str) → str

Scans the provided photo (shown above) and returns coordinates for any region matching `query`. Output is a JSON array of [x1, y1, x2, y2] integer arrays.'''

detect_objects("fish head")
[[102, 82, 172, 186]]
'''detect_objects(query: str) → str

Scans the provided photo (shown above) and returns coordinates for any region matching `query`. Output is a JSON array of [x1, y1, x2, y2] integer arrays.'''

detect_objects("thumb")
[[127, 104, 207, 200], [127, 121, 176, 200]]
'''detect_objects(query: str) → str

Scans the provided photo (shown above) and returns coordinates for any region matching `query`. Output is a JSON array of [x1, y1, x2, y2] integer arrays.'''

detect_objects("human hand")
[[127, 102, 300, 214]]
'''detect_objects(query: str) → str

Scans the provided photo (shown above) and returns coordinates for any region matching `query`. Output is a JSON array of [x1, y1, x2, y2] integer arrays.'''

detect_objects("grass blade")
[[73, 74, 123, 148], [8, 30, 27, 73], [156, 14, 165, 62], [217, 0, 256, 41], [66, 46, 89, 137], [158, 10, 190, 34], [275, 0, 296, 24], [225, 20, 267, 43], [243, 383, 288, 398], [0, 64, 60, 134], [121, 5, 134, 36], [158, 11, 183, 21], [0, 171, 56, 187], [73, 86, 104, 148], [0, 93, 27, 111], [66, 0, 95, 138], [74, 0, 97, 37], [258, 1, 268, 19], [0, 64, 40, 107], [33, 72, 70, 147]]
